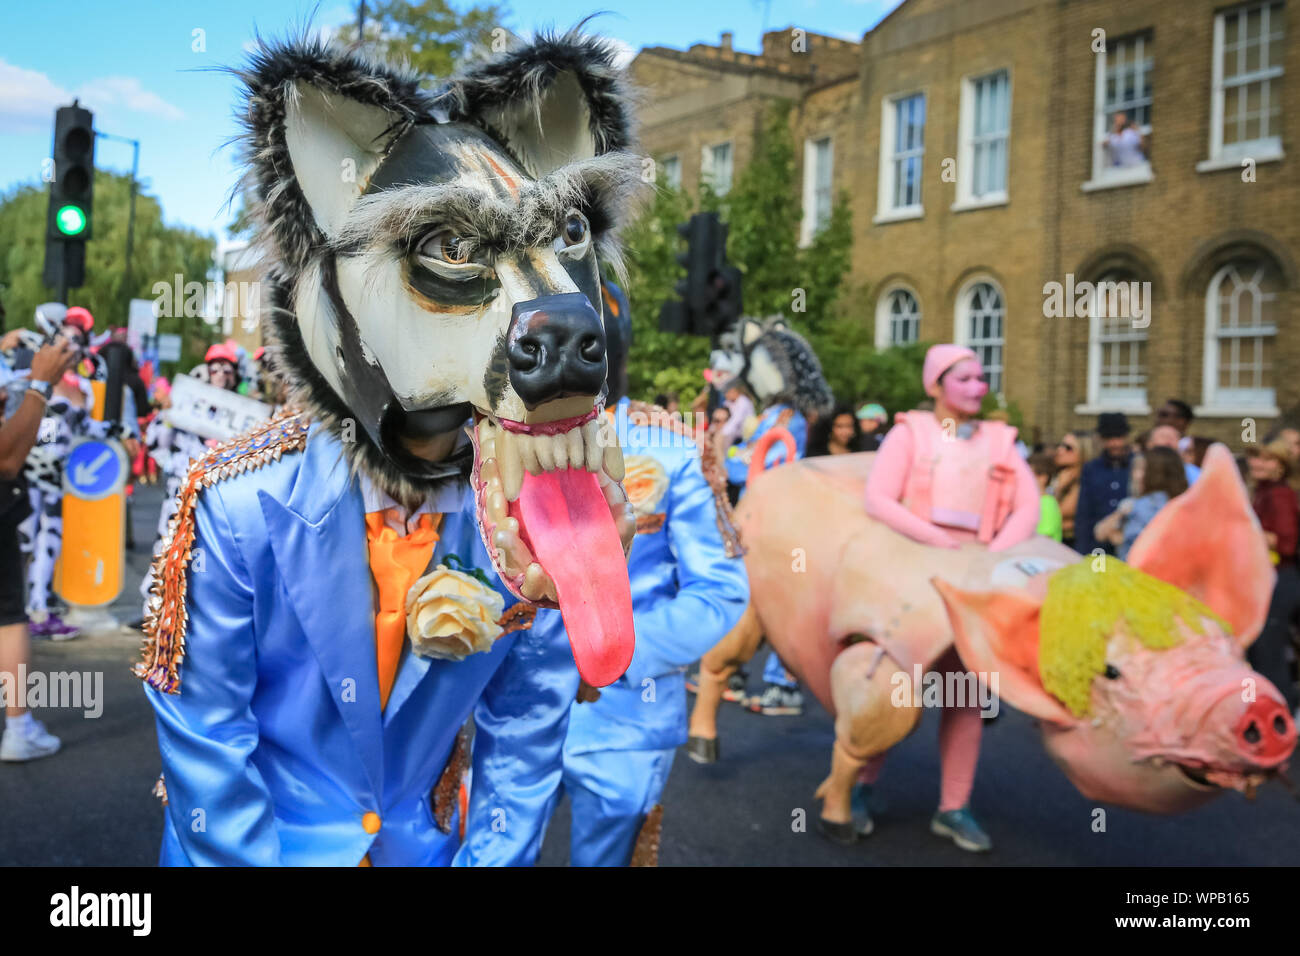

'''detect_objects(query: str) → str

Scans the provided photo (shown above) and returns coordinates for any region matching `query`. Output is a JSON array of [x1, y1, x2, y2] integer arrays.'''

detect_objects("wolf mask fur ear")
[[435, 30, 635, 178], [240, 30, 636, 267], [236, 30, 642, 498]]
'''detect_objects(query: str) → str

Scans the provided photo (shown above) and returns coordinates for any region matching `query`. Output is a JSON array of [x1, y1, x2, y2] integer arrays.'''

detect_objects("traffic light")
[[659, 211, 742, 340], [48, 103, 95, 240], [709, 264, 743, 331], [44, 102, 95, 294]]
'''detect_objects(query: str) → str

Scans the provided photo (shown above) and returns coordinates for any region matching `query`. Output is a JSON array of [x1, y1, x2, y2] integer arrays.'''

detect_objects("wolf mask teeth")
[[235, 27, 643, 685]]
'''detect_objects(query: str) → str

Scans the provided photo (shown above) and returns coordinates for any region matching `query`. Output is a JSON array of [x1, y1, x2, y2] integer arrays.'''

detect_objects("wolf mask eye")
[[554, 210, 590, 258], [563, 212, 589, 245], [418, 230, 473, 265]]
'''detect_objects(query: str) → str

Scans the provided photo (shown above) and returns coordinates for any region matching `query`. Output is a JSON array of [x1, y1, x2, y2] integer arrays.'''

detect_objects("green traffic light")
[[56, 204, 87, 236]]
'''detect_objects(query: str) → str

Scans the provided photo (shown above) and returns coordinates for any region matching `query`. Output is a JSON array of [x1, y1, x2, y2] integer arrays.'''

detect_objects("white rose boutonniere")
[[405, 564, 506, 661], [622, 454, 669, 516]]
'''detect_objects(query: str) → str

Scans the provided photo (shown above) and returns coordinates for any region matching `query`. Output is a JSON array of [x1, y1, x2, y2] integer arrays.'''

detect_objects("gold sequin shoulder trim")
[[699, 424, 745, 558], [134, 410, 311, 695]]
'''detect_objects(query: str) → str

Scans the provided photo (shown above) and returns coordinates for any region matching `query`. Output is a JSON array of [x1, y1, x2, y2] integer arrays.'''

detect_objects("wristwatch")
[[26, 379, 53, 402]]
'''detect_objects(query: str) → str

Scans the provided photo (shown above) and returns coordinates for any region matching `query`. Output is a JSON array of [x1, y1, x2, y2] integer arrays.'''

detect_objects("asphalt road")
[[4, 483, 1298, 866]]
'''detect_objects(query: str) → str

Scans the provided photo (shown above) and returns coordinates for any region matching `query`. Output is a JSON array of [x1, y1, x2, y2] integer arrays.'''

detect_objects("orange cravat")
[[364, 510, 441, 709]]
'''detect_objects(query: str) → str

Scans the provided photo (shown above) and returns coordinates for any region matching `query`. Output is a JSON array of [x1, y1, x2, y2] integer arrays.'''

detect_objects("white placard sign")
[[165, 374, 272, 441], [128, 298, 159, 351], [156, 334, 182, 362]]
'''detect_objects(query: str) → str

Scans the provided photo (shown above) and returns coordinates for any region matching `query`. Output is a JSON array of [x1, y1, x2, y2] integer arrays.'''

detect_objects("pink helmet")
[[64, 306, 94, 334], [205, 342, 240, 366]]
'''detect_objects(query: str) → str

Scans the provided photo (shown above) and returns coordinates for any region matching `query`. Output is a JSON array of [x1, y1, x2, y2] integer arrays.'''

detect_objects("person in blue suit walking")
[[722, 397, 808, 716], [540, 291, 750, 866], [133, 32, 652, 866], [138, 415, 587, 866]]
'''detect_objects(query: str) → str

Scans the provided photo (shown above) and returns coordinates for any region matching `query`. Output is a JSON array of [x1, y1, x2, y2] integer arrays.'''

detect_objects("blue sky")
[[1, 0, 901, 245]]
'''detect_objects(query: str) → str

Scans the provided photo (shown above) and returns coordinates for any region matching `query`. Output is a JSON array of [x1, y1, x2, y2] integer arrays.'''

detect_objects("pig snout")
[[1234, 696, 1296, 767]]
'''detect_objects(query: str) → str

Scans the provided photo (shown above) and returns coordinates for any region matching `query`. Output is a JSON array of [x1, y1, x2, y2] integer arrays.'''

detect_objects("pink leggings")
[[857, 649, 983, 813]]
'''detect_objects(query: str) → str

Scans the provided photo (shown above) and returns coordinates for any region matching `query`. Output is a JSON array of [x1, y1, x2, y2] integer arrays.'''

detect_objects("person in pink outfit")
[[858, 344, 1040, 852]]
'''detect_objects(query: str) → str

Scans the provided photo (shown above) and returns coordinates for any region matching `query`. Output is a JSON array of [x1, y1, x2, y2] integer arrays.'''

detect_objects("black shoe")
[[850, 784, 876, 836], [817, 816, 858, 846], [685, 736, 719, 764]]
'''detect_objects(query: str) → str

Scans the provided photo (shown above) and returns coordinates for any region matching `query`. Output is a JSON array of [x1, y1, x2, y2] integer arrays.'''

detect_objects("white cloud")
[[0, 59, 71, 132], [74, 76, 185, 121], [0, 58, 185, 134]]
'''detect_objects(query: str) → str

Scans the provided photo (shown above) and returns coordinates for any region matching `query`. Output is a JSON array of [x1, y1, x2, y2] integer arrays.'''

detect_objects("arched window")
[[1203, 259, 1280, 411], [955, 279, 1005, 393], [1086, 271, 1149, 408], [875, 287, 921, 348]]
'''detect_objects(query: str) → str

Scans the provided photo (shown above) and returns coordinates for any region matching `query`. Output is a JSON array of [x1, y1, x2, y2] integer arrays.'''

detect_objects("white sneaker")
[[0, 717, 62, 762]]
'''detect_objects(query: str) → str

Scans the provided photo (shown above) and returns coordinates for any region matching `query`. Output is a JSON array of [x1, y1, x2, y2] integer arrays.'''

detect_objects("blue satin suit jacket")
[[556, 400, 749, 756], [725, 403, 807, 486], [143, 425, 578, 866]]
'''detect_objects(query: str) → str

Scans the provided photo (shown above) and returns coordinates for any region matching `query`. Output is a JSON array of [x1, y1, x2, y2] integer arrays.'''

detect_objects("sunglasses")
[[1057, 442, 1078, 452]]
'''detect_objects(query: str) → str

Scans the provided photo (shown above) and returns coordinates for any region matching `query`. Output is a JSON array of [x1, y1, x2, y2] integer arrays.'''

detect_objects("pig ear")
[[1126, 444, 1273, 645], [931, 578, 1079, 726]]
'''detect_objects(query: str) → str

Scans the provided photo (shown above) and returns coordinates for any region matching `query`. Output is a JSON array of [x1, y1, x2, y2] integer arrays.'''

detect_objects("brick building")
[[631, 0, 1298, 446]]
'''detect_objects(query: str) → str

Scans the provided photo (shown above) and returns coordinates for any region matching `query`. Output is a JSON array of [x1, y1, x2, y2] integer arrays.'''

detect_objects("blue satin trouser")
[[561, 747, 676, 867], [762, 650, 799, 688]]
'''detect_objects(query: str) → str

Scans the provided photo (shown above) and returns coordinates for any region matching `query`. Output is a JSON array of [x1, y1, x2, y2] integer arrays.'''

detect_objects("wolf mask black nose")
[[507, 292, 607, 408]]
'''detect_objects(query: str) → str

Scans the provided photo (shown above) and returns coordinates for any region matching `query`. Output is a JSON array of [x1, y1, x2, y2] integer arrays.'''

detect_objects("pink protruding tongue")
[[517, 468, 634, 686]]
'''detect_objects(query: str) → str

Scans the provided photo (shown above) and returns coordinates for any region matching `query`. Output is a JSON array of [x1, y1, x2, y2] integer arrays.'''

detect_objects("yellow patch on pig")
[[1039, 561, 1227, 717]]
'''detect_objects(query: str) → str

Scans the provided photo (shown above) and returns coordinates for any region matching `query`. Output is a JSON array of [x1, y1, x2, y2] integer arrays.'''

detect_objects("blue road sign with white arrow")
[[66, 439, 126, 500]]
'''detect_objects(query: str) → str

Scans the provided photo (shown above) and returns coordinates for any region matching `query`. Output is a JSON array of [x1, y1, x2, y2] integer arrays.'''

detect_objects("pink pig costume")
[[863, 345, 1040, 849]]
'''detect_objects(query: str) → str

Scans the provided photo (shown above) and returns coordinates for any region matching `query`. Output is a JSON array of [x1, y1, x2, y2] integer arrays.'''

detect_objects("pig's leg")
[[816, 642, 920, 833], [686, 603, 764, 761]]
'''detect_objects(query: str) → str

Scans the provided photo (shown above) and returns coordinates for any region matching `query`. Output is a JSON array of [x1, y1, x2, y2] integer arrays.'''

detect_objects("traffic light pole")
[[95, 130, 140, 320]]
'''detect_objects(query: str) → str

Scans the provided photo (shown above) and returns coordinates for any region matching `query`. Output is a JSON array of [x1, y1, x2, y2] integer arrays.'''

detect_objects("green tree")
[[0, 170, 217, 368], [618, 100, 870, 405], [336, 0, 505, 80], [718, 102, 802, 320], [847, 341, 929, 416]]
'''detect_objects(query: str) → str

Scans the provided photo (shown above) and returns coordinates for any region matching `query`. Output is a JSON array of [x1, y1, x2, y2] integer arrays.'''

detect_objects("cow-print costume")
[[17, 378, 126, 615], [138, 415, 211, 609]]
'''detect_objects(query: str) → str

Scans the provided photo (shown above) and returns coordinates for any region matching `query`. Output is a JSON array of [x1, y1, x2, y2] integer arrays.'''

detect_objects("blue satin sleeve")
[[143, 485, 282, 866], [622, 451, 749, 688], [452, 608, 578, 866]]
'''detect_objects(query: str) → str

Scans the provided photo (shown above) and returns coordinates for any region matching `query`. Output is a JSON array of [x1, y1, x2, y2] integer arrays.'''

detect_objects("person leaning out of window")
[[1102, 111, 1147, 168]]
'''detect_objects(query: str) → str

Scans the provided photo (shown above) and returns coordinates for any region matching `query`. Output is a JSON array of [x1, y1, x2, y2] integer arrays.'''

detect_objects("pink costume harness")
[[895, 410, 1021, 545]]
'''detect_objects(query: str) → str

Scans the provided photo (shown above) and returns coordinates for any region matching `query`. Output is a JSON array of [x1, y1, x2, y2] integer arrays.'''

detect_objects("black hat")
[[1096, 412, 1131, 438]]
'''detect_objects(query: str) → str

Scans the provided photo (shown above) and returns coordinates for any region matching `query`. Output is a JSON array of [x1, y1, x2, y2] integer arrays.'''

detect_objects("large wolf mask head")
[[237, 30, 643, 684]]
